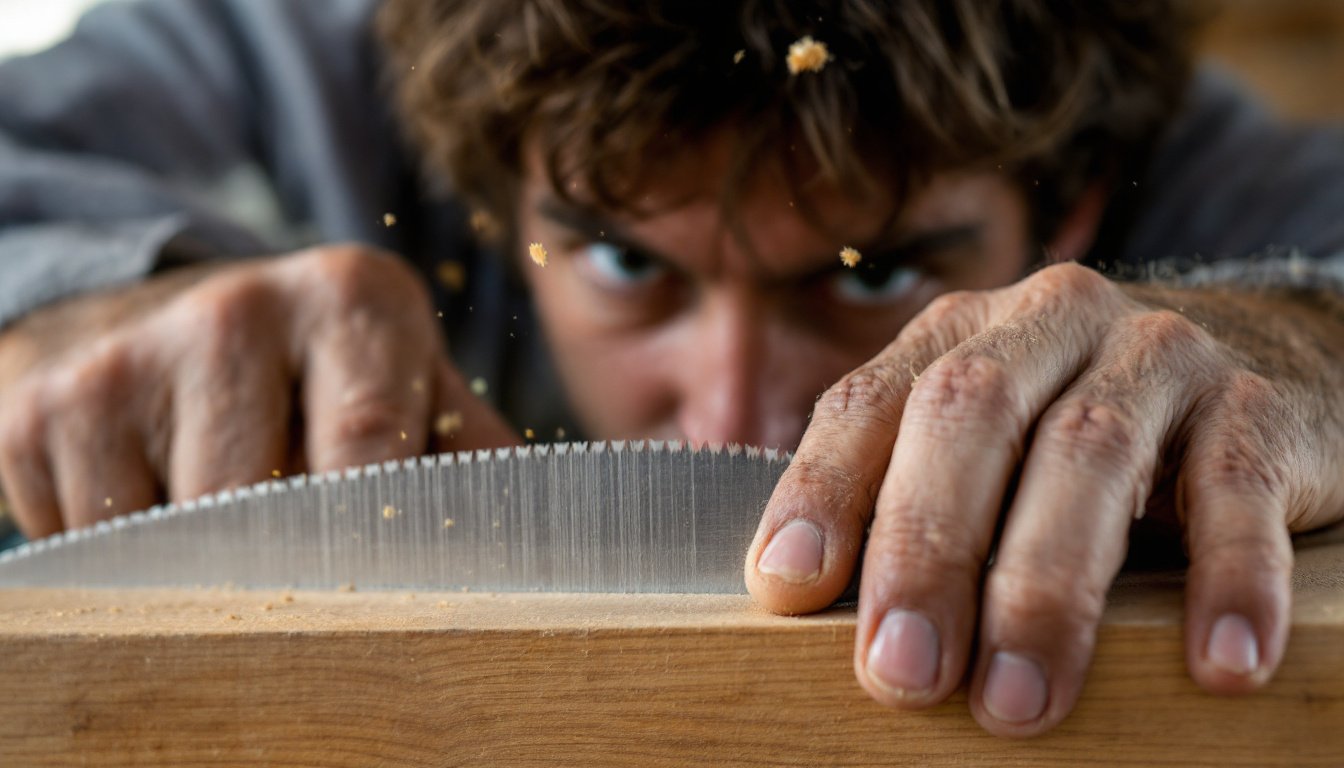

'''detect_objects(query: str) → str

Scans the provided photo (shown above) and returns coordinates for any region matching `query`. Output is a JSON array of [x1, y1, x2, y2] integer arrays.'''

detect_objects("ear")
[[1045, 182, 1108, 264]]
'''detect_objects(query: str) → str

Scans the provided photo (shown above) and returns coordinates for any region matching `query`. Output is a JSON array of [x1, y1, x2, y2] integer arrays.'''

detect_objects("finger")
[[745, 289, 985, 615], [966, 310, 1211, 736], [1181, 373, 1294, 695], [301, 304, 437, 474], [48, 396, 160, 528], [0, 387, 61, 538], [855, 299, 1102, 711], [428, 359, 518, 452], [167, 284, 295, 501]]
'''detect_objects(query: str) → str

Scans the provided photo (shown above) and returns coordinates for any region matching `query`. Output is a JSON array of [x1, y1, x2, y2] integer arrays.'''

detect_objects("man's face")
[[518, 134, 1033, 449]]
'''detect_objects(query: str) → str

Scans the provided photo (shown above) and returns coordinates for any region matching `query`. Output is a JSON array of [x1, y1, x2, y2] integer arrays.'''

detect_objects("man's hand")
[[0, 245, 516, 539], [745, 262, 1344, 737]]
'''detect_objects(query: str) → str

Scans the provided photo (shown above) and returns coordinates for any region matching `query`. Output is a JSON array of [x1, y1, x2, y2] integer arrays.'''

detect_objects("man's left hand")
[[746, 262, 1344, 737]]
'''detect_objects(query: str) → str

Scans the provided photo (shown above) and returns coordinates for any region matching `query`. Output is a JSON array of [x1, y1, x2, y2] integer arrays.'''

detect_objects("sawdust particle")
[[733, 49, 745, 64], [262, 603, 274, 611], [524, 428, 535, 440], [435, 411, 464, 437], [839, 246, 862, 268], [436, 261, 466, 292], [399, 430, 408, 441], [555, 427, 567, 440], [469, 209, 499, 238], [411, 377, 426, 394], [339, 583, 357, 593], [528, 242, 548, 267], [107, 606, 122, 614], [443, 518, 455, 528], [492, 520, 501, 529], [382, 213, 397, 227], [470, 378, 488, 396], [382, 505, 400, 520], [104, 497, 112, 508], [786, 36, 831, 75], [271, 469, 281, 478], [227, 614, 241, 621], [282, 594, 295, 604]]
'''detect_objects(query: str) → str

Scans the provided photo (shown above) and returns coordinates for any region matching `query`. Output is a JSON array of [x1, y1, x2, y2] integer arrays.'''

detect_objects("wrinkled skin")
[[519, 135, 1344, 736]]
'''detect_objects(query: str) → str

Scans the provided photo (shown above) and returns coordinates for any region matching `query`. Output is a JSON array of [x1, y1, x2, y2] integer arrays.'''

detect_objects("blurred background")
[[0, 0, 1341, 121]]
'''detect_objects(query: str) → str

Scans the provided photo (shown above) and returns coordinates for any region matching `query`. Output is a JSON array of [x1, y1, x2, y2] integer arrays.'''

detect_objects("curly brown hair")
[[378, 0, 1192, 246]]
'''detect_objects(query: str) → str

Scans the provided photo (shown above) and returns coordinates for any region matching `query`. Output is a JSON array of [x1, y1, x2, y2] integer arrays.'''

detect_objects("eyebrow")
[[536, 198, 676, 262], [536, 197, 982, 281]]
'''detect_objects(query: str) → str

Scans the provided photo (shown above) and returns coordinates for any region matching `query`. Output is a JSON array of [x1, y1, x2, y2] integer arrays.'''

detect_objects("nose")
[[675, 291, 771, 448]]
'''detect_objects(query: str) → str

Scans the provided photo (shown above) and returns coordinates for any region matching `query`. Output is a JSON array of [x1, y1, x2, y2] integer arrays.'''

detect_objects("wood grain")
[[1, 533, 1342, 767]]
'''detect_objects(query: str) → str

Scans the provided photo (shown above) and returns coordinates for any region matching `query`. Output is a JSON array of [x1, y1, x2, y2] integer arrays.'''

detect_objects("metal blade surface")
[[0, 441, 790, 592]]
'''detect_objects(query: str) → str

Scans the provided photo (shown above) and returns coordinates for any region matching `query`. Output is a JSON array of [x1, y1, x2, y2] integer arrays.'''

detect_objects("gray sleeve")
[[1119, 67, 1344, 267], [0, 0, 399, 328]]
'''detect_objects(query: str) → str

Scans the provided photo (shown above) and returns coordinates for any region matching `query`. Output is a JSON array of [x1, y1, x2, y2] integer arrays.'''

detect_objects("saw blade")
[[0, 441, 791, 592]]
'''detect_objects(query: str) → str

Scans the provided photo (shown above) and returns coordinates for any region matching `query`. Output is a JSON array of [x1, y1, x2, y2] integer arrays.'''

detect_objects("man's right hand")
[[0, 245, 517, 539]]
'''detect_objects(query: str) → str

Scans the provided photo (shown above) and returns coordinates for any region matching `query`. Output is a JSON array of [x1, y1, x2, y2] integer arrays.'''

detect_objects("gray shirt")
[[2, 0, 1343, 438]]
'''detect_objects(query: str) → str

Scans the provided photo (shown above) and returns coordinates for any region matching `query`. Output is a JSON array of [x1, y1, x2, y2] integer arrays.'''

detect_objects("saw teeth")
[[609, 440, 626, 452]]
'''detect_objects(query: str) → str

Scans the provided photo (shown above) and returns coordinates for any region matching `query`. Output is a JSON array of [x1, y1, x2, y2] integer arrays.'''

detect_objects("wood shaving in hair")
[[839, 246, 862, 268], [528, 242, 549, 267], [786, 36, 831, 75]]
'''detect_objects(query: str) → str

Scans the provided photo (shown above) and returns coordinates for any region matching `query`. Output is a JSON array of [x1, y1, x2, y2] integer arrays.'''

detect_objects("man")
[[1, 0, 1343, 739]]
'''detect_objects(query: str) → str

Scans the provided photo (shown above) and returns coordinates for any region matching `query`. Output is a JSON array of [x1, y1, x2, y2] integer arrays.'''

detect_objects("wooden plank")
[[0, 534, 1341, 767]]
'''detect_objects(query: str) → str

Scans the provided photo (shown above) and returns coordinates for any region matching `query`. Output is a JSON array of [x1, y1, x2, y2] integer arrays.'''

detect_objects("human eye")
[[576, 241, 669, 290], [829, 258, 923, 306]]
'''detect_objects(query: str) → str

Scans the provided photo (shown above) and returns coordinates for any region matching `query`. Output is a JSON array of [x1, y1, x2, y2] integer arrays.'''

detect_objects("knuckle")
[[1188, 529, 1293, 580], [906, 290, 979, 341], [0, 387, 45, 461], [905, 354, 1020, 435], [307, 245, 429, 312], [1187, 430, 1290, 504], [987, 559, 1108, 641], [1040, 398, 1146, 468], [186, 275, 271, 344], [1122, 309, 1212, 359], [1017, 262, 1111, 311], [815, 367, 906, 428], [1219, 371, 1286, 422], [324, 392, 407, 445], [779, 458, 879, 526], [49, 342, 135, 411], [867, 510, 984, 584]]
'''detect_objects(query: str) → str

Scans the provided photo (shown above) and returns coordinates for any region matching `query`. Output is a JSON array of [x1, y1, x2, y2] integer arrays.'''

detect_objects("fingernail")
[[757, 519, 823, 583], [1207, 613, 1259, 676], [984, 652, 1048, 724], [865, 609, 940, 697]]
